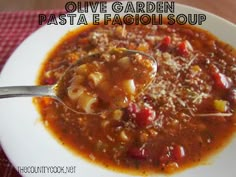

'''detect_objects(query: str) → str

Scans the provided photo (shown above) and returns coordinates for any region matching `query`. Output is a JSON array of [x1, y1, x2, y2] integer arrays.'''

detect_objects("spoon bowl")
[[0, 48, 157, 114]]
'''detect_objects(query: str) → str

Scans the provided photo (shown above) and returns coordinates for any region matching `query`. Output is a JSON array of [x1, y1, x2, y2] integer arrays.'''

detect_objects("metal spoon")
[[0, 48, 157, 114]]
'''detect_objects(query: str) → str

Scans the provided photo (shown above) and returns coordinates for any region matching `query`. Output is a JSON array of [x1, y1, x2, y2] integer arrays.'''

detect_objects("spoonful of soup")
[[0, 48, 157, 114]]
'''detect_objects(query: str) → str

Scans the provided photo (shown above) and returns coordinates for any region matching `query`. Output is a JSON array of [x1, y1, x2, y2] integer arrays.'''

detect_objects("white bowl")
[[0, 2, 235, 177]]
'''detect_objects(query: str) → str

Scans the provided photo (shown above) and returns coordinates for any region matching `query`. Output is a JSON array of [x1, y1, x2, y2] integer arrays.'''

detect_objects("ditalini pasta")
[[77, 93, 97, 113]]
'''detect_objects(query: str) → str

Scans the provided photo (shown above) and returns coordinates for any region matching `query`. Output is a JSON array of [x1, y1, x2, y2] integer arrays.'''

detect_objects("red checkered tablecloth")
[[0, 9, 64, 177]]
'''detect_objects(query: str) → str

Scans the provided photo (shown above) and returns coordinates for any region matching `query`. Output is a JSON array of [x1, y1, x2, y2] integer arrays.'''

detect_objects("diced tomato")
[[127, 147, 148, 159], [135, 107, 156, 127], [209, 64, 232, 90], [159, 36, 171, 52], [159, 145, 185, 165], [213, 72, 232, 90], [172, 145, 185, 161], [177, 41, 189, 56], [127, 104, 156, 127]]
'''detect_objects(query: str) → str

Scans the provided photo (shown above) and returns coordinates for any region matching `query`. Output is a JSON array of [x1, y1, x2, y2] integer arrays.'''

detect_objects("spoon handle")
[[0, 85, 55, 98]]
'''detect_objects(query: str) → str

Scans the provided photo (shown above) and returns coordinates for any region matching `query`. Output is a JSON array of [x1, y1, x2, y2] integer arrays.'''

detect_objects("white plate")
[[0, 2, 236, 177]]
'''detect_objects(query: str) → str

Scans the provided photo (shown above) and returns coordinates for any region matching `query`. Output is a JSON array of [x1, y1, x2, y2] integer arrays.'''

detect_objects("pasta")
[[67, 85, 85, 101], [77, 92, 97, 113]]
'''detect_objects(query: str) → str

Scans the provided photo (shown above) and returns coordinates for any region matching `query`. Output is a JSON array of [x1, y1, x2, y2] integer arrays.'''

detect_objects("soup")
[[34, 21, 236, 174]]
